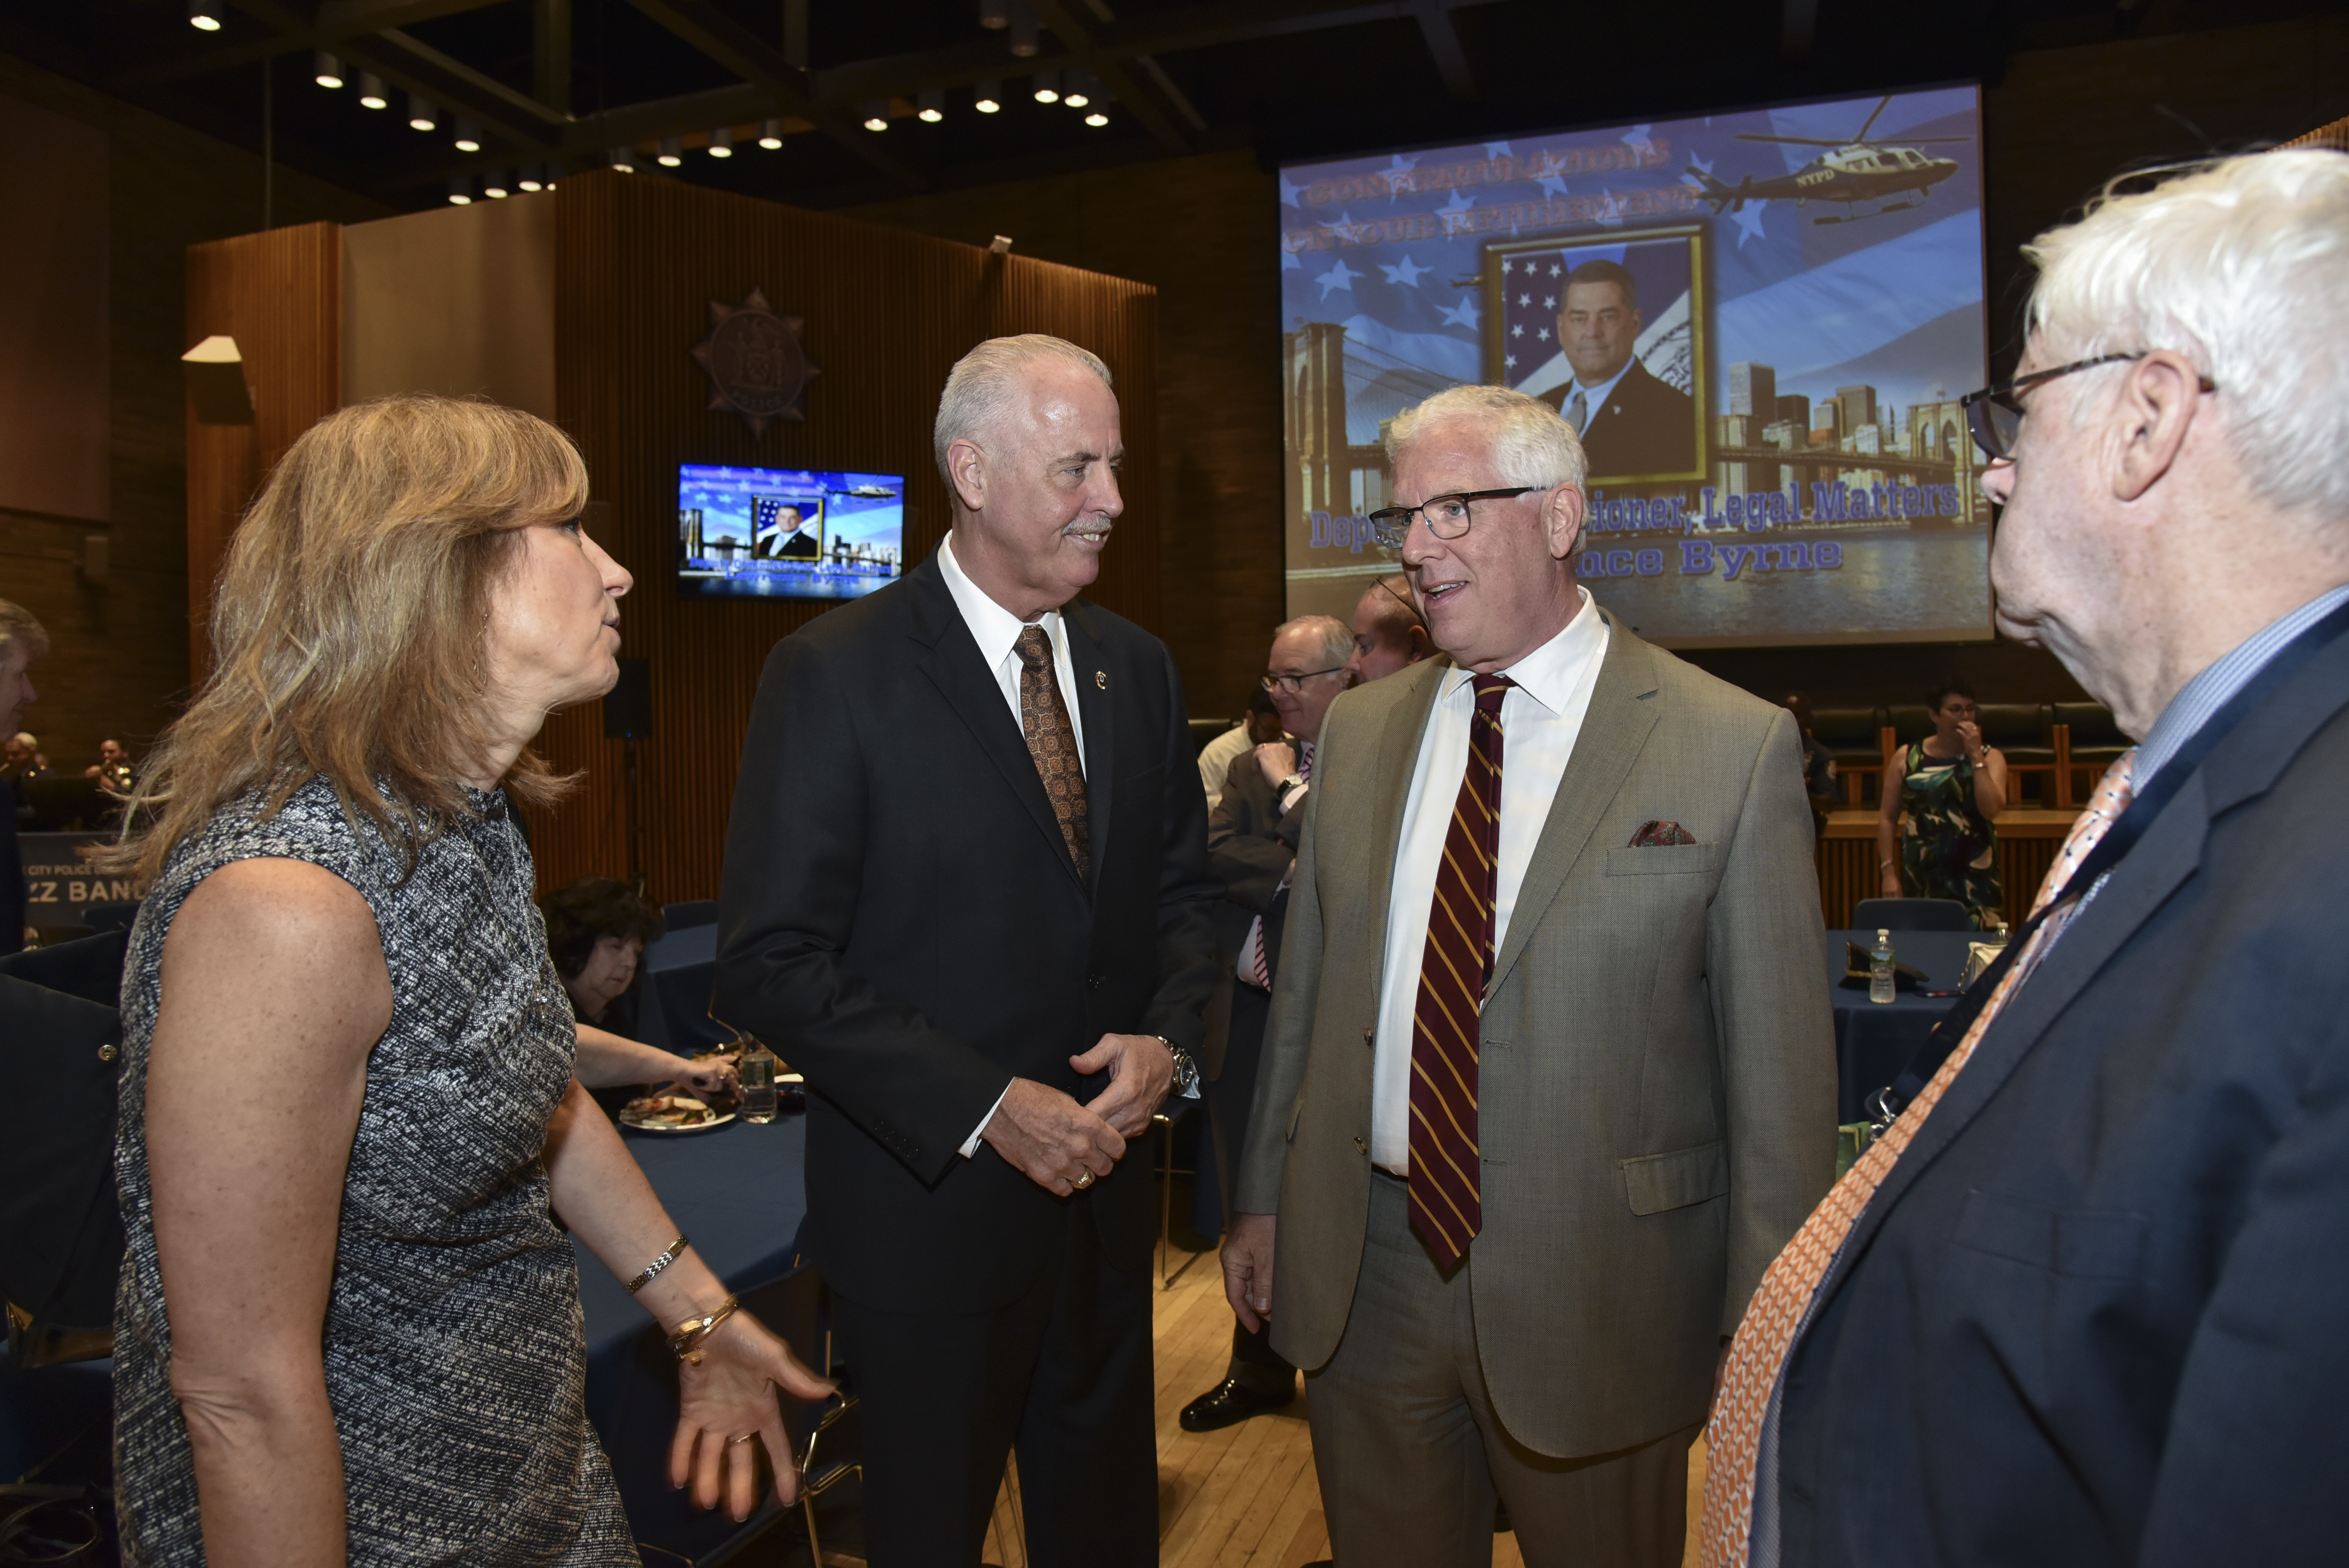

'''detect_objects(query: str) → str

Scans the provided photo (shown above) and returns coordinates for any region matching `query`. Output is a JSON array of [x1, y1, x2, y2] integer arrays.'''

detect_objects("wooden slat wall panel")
[[1820, 821, 2067, 930], [528, 171, 1160, 901], [182, 222, 341, 679]]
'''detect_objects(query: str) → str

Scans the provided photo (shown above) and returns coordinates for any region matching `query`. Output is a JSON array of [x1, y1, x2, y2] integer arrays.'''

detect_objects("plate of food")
[[618, 1093, 736, 1133]]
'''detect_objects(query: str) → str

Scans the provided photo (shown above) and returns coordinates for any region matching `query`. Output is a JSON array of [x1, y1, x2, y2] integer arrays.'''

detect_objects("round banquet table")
[[1821, 928, 1982, 1122]]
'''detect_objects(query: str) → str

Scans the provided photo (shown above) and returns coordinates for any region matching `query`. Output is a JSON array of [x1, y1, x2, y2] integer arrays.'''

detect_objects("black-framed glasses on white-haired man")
[[1962, 351, 2219, 464], [1365, 486, 1541, 548]]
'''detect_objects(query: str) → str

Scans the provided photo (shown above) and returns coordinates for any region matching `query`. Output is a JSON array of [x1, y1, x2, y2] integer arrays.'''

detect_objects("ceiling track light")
[[978, 0, 1009, 27], [313, 52, 344, 89], [918, 89, 944, 123], [1032, 69, 1060, 104], [517, 164, 544, 191], [187, 0, 223, 32], [657, 137, 682, 166], [1009, 0, 1038, 57], [863, 101, 889, 132], [609, 146, 639, 173], [708, 127, 733, 157], [407, 94, 438, 132], [1063, 68, 1091, 109], [975, 79, 1003, 113], [447, 175, 473, 206], [483, 171, 510, 199], [452, 118, 481, 152], [758, 119, 785, 150], [357, 73, 388, 109], [1085, 109, 1109, 127]]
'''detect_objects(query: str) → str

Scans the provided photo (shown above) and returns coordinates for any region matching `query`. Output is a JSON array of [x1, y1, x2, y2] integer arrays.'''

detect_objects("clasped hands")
[[982, 1032, 1172, 1196]]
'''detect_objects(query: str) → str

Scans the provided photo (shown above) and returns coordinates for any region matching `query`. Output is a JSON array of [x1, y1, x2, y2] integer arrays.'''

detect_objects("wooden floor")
[[978, 1247, 1707, 1568]]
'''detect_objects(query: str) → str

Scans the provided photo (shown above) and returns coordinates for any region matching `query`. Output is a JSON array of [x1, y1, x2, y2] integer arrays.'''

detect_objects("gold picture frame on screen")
[[1482, 223, 1709, 487]]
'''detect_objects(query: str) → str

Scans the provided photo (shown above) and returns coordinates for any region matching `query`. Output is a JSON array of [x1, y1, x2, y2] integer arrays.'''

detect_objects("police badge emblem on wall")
[[689, 288, 820, 437]]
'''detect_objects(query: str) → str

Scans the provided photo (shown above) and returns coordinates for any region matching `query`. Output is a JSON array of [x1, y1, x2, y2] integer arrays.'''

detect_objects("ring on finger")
[[1074, 1171, 1095, 1189], [726, 1433, 757, 1447]]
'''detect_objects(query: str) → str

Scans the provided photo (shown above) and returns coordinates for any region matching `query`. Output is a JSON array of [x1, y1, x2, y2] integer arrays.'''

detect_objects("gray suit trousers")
[[1306, 1175, 1697, 1568]]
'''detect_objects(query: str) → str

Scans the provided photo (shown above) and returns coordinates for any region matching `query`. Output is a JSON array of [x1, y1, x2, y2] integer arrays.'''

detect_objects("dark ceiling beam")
[[534, 0, 572, 115], [1026, 0, 1193, 153], [1407, 0, 1476, 101], [619, 0, 926, 190], [198, 0, 565, 152], [116, 0, 508, 88]]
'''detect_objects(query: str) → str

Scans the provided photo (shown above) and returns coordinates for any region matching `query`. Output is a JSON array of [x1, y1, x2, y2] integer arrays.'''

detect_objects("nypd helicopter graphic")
[[1685, 95, 1969, 225]]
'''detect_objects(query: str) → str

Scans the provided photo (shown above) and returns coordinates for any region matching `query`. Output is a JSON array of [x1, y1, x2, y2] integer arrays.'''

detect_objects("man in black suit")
[[1536, 260, 1696, 479], [714, 333, 1220, 1566], [1179, 612, 1353, 1433], [1702, 150, 2349, 1566]]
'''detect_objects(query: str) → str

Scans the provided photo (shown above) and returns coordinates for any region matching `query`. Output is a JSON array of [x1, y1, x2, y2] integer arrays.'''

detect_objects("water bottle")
[[739, 1036, 779, 1124], [1869, 928, 1896, 1005]]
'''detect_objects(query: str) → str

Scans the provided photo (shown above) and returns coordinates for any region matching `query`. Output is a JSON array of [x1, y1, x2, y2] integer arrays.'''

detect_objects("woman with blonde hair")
[[105, 395, 828, 1565]]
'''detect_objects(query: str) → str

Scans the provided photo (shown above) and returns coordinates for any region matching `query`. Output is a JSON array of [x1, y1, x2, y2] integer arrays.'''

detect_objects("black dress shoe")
[[1178, 1374, 1296, 1432]]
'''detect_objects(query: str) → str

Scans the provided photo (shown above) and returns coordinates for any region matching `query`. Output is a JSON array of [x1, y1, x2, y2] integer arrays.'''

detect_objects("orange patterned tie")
[[1014, 625, 1090, 884], [1698, 749, 2139, 1567], [1408, 674, 1513, 1269]]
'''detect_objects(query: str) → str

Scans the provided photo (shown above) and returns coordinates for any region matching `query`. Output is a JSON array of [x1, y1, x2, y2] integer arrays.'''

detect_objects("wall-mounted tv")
[[1278, 86, 1989, 649], [677, 463, 905, 600]]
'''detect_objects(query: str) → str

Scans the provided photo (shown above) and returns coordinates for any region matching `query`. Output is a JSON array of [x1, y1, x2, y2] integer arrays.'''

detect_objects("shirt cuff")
[[1279, 780, 1310, 814], [959, 1080, 1014, 1159]]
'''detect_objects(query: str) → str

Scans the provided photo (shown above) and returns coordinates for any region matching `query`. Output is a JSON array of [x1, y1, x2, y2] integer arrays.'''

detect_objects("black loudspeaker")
[[604, 657, 652, 738]]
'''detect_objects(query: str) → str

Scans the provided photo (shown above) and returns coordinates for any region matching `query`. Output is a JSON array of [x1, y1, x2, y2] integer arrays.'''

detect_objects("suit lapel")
[[1486, 612, 1660, 999], [904, 559, 1088, 893], [1364, 661, 1449, 970], [1064, 600, 1116, 888]]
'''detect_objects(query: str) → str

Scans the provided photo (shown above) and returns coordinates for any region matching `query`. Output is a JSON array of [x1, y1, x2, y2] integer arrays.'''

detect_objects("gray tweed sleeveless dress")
[[112, 777, 638, 1565]]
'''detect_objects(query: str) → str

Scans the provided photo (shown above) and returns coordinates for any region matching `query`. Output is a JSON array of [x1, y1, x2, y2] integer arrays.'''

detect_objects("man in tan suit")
[[1223, 384, 1834, 1566]]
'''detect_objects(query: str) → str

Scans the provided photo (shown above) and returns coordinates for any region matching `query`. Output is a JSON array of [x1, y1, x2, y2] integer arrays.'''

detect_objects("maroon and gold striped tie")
[[1408, 673, 1513, 1269]]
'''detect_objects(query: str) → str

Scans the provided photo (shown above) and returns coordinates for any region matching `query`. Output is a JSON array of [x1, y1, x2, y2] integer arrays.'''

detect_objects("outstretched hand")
[[670, 1309, 836, 1522], [983, 1077, 1127, 1196]]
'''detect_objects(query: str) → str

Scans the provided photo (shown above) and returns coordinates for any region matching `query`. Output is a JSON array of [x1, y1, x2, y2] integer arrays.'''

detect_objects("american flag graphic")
[[1497, 250, 1571, 390]]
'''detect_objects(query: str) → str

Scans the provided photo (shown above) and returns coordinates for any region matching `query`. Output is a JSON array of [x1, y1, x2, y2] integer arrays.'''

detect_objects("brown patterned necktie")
[[1014, 624, 1090, 884], [1698, 749, 2140, 1567], [1408, 673, 1513, 1270]]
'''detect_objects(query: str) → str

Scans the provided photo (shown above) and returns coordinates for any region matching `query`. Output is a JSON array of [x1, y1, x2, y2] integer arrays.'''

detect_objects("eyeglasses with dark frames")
[[1365, 486, 1540, 549], [1261, 666, 1347, 694], [1961, 352, 2218, 463]]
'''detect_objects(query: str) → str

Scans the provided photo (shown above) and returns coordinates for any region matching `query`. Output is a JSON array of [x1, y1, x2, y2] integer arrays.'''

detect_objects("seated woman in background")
[[543, 875, 738, 1101], [1877, 677, 2010, 929], [103, 394, 827, 1566]]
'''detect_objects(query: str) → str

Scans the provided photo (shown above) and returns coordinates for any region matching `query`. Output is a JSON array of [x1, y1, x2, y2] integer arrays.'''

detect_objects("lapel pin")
[[1095, 670, 1108, 690]]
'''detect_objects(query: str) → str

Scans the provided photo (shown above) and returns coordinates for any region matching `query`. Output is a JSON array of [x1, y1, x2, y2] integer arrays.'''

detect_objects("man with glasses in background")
[[1702, 150, 2349, 1568], [1181, 613, 1353, 1433], [1224, 384, 1832, 1566]]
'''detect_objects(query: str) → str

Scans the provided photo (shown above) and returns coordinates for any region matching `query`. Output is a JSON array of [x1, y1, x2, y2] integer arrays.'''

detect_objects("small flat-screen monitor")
[[677, 464, 905, 600]]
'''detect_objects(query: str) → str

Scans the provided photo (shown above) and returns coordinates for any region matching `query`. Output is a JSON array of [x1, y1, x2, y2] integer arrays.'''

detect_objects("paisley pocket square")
[[1629, 820, 1698, 846]]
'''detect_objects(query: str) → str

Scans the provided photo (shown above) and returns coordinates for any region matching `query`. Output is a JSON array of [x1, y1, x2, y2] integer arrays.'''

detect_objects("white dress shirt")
[[937, 531, 1087, 770], [939, 531, 1083, 1157], [1370, 589, 1610, 1173]]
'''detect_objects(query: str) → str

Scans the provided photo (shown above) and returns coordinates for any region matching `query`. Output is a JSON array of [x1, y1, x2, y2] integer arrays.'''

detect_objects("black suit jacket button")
[[1352, 1135, 1367, 1154], [1362, 1026, 1374, 1047], [1087, 973, 1105, 989]]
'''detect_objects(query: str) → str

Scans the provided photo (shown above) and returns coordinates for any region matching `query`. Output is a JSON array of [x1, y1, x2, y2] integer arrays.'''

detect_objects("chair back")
[[662, 901, 719, 932], [1188, 718, 1232, 758], [1804, 707, 1879, 748], [1975, 703, 2052, 753], [1852, 897, 1974, 932], [1884, 704, 1934, 743], [2054, 702, 2126, 747]]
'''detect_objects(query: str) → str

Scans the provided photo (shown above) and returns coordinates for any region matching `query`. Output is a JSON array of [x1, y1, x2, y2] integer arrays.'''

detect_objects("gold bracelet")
[[625, 1235, 689, 1295], [669, 1294, 741, 1365]]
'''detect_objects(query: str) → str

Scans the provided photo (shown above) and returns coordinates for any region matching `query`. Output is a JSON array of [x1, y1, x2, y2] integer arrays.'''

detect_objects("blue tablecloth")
[[575, 1110, 809, 1559], [633, 923, 732, 1054], [1823, 929, 1979, 1122]]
